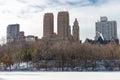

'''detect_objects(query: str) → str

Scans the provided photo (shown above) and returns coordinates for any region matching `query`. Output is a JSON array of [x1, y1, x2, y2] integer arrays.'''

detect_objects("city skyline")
[[43, 11, 80, 42], [0, 0, 120, 43]]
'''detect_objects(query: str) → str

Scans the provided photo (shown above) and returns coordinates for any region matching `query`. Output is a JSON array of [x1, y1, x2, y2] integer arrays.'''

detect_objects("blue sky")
[[0, 0, 120, 43], [90, 0, 98, 3]]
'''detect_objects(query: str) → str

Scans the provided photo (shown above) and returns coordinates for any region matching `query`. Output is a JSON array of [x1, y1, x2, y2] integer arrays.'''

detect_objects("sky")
[[0, 0, 120, 43]]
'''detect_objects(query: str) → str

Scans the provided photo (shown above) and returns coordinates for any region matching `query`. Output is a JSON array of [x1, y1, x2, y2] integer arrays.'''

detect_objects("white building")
[[25, 35, 36, 42], [95, 16, 117, 41]]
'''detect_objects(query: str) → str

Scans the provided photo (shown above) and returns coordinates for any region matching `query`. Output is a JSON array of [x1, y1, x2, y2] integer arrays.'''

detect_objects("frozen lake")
[[0, 72, 120, 80]]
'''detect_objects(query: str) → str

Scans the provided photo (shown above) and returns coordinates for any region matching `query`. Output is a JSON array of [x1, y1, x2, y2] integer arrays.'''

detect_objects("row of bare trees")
[[0, 40, 120, 71]]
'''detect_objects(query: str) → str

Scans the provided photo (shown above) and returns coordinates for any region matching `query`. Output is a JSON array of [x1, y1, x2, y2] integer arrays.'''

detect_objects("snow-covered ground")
[[0, 60, 120, 71]]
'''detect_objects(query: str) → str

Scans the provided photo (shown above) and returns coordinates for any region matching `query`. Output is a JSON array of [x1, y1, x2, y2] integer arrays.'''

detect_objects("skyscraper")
[[43, 13, 54, 38], [42, 11, 80, 43], [95, 16, 117, 41], [7, 24, 20, 43], [57, 11, 69, 41], [73, 18, 79, 42]]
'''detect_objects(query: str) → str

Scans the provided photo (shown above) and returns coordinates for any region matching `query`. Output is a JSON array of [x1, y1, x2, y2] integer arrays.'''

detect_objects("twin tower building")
[[42, 11, 80, 43]]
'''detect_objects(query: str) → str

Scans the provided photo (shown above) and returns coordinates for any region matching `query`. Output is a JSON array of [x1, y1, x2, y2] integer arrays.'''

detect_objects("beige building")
[[73, 18, 79, 42], [42, 11, 80, 43], [43, 13, 54, 38], [57, 11, 69, 41]]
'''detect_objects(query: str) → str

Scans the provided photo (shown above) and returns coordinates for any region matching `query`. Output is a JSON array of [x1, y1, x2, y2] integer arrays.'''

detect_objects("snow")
[[0, 72, 120, 80], [0, 60, 120, 71]]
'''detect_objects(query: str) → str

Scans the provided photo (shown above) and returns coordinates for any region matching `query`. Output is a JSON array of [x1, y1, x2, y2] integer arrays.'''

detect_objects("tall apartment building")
[[42, 11, 80, 43], [7, 24, 20, 43], [43, 13, 54, 38], [57, 11, 69, 41], [73, 18, 79, 42], [95, 16, 117, 41]]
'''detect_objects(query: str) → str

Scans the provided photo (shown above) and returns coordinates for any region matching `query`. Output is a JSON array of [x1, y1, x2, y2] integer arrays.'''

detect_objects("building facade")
[[43, 13, 54, 38], [73, 18, 79, 42], [19, 31, 25, 41], [95, 16, 117, 41], [7, 24, 20, 43], [57, 11, 69, 41]]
